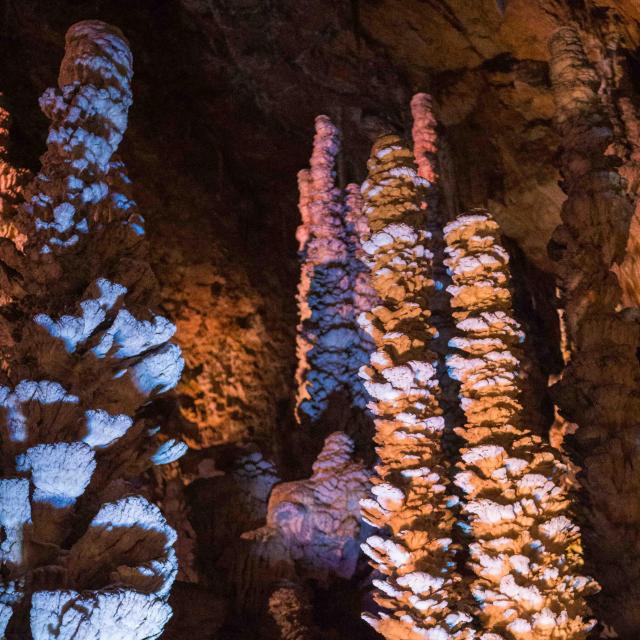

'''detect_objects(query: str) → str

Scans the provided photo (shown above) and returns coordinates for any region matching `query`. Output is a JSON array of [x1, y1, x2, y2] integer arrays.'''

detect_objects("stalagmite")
[[0, 21, 184, 639], [294, 116, 371, 423], [295, 116, 352, 422], [410, 92, 464, 440], [358, 134, 472, 639], [244, 432, 369, 583], [445, 209, 597, 639], [548, 26, 640, 635]]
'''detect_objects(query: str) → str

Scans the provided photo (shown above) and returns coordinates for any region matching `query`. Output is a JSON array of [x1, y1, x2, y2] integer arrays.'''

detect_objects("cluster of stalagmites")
[[295, 115, 375, 423], [0, 20, 184, 639], [353, 95, 596, 639], [445, 211, 596, 639]]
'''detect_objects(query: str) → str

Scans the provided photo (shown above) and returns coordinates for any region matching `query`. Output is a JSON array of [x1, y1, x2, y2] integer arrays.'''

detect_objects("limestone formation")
[[0, 99, 29, 248], [268, 582, 316, 640], [548, 26, 640, 635], [295, 116, 372, 423], [358, 134, 471, 639], [0, 21, 184, 639], [244, 432, 369, 584], [345, 181, 378, 411], [445, 209, 597, 639]]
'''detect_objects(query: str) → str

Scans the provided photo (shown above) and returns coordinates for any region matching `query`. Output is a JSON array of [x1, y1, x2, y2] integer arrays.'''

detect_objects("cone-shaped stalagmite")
[[358, 135, 472, 639], [445, 210, 597, 639], [295, 116, 374, 424], [0, 21, 184, 639]]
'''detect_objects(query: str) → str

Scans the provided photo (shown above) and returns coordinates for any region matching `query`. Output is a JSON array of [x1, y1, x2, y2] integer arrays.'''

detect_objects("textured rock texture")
[[548, 25, 640, 636], [3, 2, 640, 639]]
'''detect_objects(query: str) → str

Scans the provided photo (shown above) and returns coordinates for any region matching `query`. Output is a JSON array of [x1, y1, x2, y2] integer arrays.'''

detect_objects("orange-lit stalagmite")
[[445, 210, 597, 639], [358, 135, 473, 639], [548, 26, 640, 635]]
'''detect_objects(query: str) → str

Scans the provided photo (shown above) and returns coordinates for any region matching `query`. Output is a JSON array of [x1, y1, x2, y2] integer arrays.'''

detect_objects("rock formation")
[[548, 26, 640, 635], [445, 209, 597, 638], [358, 134, 471, 639], [268, 582, 317, 640], [0, 99, 29, 248], [0, 20, 184, 639], [295, 115, 373, 425], [245, 432, 369, 584]]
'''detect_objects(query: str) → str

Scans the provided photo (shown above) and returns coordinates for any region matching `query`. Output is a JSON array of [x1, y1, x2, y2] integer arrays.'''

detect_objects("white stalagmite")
[[358, 134, 472, 640], [444, 209, 597, 639], [0, 21, 184, 639]]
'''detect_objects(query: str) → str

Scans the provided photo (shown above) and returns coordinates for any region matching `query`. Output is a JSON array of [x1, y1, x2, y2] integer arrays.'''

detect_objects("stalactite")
[[548, 26, 640, 636], [0, 21, 184, 639], [445, 209, 596, 639], [358, 134, 472, 640]]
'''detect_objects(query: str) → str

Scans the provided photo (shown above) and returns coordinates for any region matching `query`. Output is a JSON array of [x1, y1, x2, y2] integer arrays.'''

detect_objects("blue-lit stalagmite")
[[0, 21, 184, 639], [295, 116, 374, 424]]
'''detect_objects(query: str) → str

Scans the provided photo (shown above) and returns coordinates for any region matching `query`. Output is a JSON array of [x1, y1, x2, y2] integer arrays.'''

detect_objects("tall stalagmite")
[[548, 26, 640, 635], [445, 210, 596, 639], [295, 115, 352, 422], [295, 116, 372, 424], [0, 21, 184, 639], [358, 134, 472, 639]]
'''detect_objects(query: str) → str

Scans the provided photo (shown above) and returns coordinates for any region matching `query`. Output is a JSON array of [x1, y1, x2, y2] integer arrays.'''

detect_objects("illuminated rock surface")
[[4, 2, 640, 638]]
